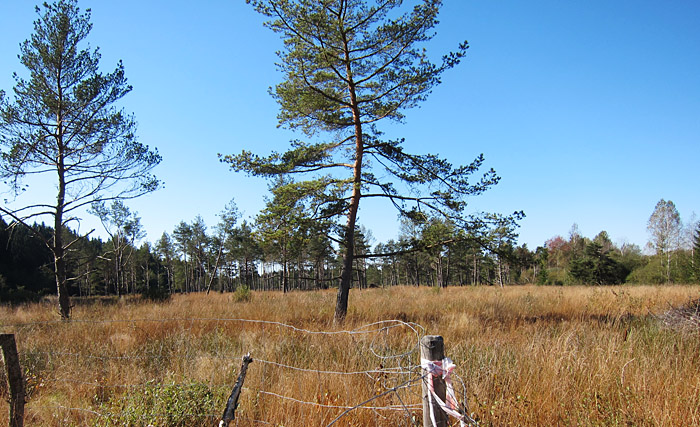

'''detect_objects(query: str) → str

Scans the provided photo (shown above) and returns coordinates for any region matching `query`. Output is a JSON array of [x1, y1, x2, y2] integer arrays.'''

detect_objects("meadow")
[[1, 284, 699, 426]]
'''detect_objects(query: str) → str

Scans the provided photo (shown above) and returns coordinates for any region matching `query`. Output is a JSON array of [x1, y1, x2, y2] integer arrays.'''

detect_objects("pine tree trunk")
[[54, 207, 70, 318], [55, 118, 71, 319], [283, 254, 289, 294], [55, 249, 71, 319], [336, 225, 356, 320], [335, 33, 363, 322]]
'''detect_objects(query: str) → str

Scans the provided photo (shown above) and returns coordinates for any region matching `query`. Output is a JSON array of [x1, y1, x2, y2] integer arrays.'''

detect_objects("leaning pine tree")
[[0, 0, 161, 318], [223, 0, 521, 320]]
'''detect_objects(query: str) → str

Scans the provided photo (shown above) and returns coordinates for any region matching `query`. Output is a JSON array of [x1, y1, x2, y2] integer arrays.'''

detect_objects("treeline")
[[2, 200, 699, 303], [536, 228, 697, 286]]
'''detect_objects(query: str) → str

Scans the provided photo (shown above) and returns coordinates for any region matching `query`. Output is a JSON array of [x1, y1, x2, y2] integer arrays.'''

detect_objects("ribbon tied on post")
[[421, 357, 467, 427]]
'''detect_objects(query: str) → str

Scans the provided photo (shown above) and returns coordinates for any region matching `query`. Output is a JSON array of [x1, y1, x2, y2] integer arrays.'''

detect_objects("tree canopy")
[[0, 0, 161, 317], [223, 0, 521, 320], [647, 199, 682, 283]]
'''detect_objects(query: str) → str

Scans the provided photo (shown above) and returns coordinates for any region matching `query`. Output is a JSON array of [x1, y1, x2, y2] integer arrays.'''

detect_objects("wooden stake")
[[1, 334, 25, 427], [219, 353, 253, 426], [421, 335, 448, 427]]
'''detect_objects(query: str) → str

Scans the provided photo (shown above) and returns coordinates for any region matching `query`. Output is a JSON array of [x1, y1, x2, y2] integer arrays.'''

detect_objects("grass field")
[[1, 285, 699, 426]]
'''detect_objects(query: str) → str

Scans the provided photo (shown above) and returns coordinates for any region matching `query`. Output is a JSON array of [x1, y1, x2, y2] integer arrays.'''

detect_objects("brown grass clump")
[[0, 285, 699, 426], [658, 297, 700, 333]]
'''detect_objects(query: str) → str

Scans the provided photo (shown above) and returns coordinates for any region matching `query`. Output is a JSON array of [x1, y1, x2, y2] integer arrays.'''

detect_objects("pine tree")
[[224, 0, 521, 320], [0, 0, 161, 317]]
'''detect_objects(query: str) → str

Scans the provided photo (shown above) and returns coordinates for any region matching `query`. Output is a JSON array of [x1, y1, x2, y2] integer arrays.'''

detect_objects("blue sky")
[[1, 0, 698, 251]]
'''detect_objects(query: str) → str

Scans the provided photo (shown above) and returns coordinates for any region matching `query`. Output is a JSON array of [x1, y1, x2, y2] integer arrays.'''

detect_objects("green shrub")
[[232, 285, 252, 303], [545, 268, 570, 286], [95, 382, 219, 427], [627, 258, 666, 284]]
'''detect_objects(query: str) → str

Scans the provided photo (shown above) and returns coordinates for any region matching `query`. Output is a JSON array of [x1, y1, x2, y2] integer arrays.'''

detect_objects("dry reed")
[[1, 284, 699, 426]]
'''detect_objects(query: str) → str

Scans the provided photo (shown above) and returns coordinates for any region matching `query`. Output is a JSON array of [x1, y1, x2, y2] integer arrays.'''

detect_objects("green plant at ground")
[[95, 382, 219, 427], [232, 285, 252, 303]]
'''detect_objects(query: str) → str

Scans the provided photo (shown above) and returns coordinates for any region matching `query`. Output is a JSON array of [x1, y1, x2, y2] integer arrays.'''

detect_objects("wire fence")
[[1, 317, 474, 426]]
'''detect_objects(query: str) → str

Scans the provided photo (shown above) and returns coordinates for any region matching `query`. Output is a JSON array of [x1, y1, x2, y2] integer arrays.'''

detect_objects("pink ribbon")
[[421, 357, 466, 427]]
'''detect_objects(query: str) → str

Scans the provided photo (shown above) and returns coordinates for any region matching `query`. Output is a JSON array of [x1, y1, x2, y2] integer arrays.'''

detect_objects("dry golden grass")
[[1, 285, 699, 426]]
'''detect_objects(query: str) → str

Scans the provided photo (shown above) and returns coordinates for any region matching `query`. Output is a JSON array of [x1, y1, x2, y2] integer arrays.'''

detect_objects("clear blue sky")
[[1, 0, 699, 251]]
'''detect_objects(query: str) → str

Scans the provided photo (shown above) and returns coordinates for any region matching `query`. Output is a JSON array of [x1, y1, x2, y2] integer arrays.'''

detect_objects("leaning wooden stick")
[[1, 334, 25, 427], [219, 353, 254, 427]]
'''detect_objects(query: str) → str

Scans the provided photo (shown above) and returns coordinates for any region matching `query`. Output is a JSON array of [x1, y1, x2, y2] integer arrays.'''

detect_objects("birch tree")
[[647, 199, 681, 282]]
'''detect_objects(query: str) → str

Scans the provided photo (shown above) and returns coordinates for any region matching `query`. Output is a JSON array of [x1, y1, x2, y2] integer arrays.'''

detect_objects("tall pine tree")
[[0, 0, 161, 318], [224, 0, 520, 320]]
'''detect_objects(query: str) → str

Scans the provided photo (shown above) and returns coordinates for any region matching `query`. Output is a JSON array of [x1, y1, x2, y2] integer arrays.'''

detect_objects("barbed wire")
[[34, 376, 424, 413], [256, 387, 423, 411], [1, 316, 426, 337], [324, 376, 425, 427], [31, 349, 419, 377], [35, 371, 473, 425], [3, 317, 474, 426]]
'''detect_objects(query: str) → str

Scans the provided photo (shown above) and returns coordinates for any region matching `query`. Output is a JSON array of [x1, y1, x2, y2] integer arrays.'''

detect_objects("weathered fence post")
[[0, 334, 25, 427], [219, 353, 253, 427], [421, 335, 448, 427]]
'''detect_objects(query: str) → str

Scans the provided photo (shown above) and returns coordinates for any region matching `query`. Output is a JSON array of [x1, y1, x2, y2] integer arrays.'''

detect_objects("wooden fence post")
[[219, 353, 253, 427], [421, 335, 448, 427], [0, 334, 25, 427]]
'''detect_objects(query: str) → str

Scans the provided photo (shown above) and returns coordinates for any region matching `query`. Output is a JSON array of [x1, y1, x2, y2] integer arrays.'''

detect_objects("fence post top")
[[420, 335, 445, 361]]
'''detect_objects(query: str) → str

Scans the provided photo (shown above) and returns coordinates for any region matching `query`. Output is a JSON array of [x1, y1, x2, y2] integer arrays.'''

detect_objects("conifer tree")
[[0, 0, 161, 318], [224, 0, 520, 320]]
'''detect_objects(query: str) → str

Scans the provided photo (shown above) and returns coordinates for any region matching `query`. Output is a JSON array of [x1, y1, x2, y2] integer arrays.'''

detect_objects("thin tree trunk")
[[445, 249, 451, 287], [55, 117, 71, 319], [283, 257, 289, 294], [335, 27, 364, 322]]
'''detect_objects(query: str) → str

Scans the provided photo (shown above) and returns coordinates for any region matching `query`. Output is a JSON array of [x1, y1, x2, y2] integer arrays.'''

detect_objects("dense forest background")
[[2, 199, 699, 303]]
